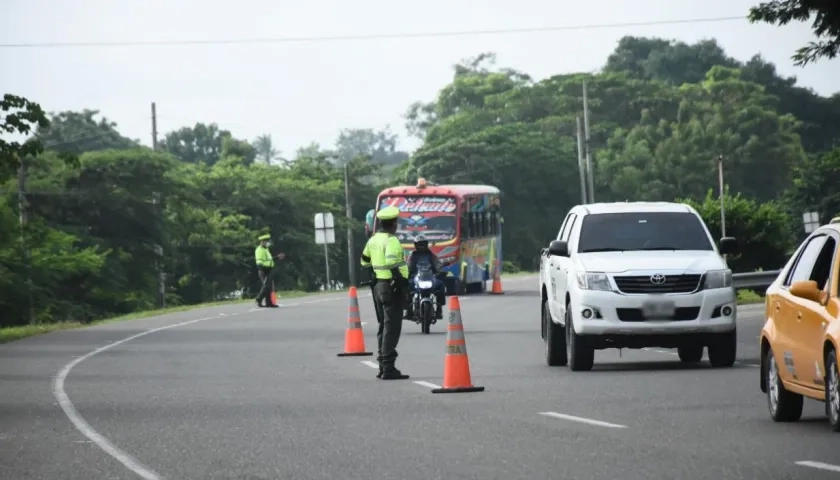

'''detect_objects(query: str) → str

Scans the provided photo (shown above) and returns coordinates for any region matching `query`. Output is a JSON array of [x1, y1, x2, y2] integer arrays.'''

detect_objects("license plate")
[[641, 300, 676, 319]]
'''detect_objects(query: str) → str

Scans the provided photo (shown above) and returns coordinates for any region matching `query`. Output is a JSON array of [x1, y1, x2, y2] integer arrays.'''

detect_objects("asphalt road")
[[1, 276, 839, 480]]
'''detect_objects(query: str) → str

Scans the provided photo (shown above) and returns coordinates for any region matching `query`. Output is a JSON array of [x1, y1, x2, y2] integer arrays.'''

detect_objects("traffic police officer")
[[255, 234, 285, 308], [360, 206, 410, 380]]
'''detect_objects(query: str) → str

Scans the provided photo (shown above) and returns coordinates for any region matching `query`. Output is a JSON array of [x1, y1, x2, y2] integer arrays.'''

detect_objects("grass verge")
[[737, 289, 765, 305], [0, 289, 337, 345]]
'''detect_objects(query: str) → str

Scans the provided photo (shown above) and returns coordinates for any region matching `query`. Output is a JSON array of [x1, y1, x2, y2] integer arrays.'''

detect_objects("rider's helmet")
[[413, 234, 429, 251]]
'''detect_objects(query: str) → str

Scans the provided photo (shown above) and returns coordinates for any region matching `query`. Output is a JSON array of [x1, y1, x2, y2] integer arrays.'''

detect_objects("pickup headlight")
[[576, 272, 611, 291], [704, 269, 733, 289]]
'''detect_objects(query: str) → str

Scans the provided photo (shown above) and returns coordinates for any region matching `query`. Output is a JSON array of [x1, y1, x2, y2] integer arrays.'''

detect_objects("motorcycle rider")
[[405, 235, 446, 320]]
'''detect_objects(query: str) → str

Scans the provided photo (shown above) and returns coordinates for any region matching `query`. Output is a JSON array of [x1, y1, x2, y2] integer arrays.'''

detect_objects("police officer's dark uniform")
[[360, 206, 410, 380]]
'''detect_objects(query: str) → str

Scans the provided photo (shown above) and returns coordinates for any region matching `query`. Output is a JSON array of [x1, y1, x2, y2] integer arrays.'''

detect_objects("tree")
[[159, 122, 232, 165], [680, 190, 794, 273], [785, 147, 840, 228], [252, 134, 285, 165], [0, 94, 49, 182], [748, 1, 840, 65], [333, 127, 409, 167], [35, 109, 138, 154]]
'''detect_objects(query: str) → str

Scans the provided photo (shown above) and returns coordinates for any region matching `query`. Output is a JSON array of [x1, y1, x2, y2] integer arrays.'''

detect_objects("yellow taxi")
[[760, 222, 840, 431]]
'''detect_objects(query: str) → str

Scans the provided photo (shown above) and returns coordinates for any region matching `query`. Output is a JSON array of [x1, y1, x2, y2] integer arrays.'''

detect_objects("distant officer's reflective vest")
[[255, 245, 274, 268], [361, 232, 408, 280]]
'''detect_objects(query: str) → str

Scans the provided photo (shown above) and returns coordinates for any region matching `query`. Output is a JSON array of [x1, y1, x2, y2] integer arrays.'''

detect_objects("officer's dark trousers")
[[373, 281, 403, 371], [256, 268, 274, 303]]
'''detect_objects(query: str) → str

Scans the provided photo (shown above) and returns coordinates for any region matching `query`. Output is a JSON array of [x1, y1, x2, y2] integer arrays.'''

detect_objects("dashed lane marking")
[[538, 411, 628, 429], [413, 380, 442, 389], [360, 360, 379, 369], [795, 461, 840, 473]]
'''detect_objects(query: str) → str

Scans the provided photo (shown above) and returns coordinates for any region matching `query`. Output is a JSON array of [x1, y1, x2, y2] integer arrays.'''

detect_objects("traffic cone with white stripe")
[[337, 287, 373, 357], [431, 296, 484, 393]]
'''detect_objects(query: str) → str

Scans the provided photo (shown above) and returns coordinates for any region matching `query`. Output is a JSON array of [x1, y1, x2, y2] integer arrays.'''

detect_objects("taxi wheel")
[[543, 298, 567, 367], [566, 303, 594, 372], [825, 349, 840, 432], [707, 328, 737, 368], [765, 348, 803, 422]]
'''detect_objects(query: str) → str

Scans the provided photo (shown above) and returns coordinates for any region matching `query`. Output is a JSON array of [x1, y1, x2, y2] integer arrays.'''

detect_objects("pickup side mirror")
[[719, 237, 737, 255], [548, 240, 569, 257], [790, 280, 826, 304]]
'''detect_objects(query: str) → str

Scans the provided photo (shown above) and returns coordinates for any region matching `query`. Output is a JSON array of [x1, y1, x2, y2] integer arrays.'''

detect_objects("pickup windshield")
[[577, 212, 714, 253]]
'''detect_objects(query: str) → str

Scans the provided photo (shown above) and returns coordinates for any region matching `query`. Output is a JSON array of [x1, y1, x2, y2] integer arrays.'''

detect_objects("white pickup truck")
[[539, 201, 739, 371]]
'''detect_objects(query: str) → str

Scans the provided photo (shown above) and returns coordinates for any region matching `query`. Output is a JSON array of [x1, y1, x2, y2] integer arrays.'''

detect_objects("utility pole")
[[576, 116, 587, 204], [17, 157, 34, 323], [582, 80, 595, 204], [151, 102, 158, 150], [344, 161, 357, 287], [151, 102, 165, 307], [717, 155, 726, 237]]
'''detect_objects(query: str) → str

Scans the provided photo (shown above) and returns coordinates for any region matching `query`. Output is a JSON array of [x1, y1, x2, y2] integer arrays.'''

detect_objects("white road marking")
[[361, 322, 368, 326], [538, 411, 627, 429], [50, 284, 541, 479], [413, 380, 442, 389], [53, 315, 221, 480], [795, 461, 840, 473]]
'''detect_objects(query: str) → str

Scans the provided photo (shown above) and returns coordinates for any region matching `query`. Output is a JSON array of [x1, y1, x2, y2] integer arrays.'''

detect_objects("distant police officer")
[[360, 206, 410, 380], [255, 234, 285, 308]]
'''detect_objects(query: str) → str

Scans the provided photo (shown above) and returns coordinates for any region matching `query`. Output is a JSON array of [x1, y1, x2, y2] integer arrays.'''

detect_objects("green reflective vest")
[[361, 232, 408, 280], [255, 245, 274, 268]]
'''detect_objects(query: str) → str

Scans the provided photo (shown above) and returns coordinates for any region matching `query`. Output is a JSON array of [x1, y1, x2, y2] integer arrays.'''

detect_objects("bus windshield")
[[379, 195, 458, 243]]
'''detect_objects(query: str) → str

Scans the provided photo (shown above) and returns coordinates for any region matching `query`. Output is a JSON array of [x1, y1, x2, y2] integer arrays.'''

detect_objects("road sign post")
[[315, 212, 336, 290]]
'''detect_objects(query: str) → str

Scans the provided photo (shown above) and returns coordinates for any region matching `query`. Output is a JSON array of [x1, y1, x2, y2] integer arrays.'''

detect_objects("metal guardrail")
[[732, 270, 781, 290]]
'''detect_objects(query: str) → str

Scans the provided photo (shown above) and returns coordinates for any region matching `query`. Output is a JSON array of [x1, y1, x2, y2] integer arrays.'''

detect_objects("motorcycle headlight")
[[703, 269, 732, 289], [576, 272, 611, 291]]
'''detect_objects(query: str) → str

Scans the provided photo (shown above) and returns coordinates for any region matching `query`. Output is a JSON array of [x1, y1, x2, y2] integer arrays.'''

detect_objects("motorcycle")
[[410, 263, 450, 334]]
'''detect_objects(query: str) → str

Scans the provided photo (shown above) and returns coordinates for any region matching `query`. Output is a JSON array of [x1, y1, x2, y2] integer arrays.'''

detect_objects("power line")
[[0, 16, 747, 48]]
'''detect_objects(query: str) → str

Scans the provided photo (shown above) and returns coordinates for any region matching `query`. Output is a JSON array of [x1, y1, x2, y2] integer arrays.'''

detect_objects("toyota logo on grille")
[[650, 274, 667, 284]]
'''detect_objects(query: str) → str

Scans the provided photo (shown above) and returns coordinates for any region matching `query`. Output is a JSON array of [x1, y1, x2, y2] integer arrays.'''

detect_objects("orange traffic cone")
[[490, 260, 504, 295], [270, 290, 278, 305], [337, 287, 373, 357], [431, 296, 484, 394]]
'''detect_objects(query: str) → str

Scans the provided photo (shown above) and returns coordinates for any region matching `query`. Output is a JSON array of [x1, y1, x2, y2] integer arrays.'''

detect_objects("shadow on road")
[[583, 360, 759, 372]]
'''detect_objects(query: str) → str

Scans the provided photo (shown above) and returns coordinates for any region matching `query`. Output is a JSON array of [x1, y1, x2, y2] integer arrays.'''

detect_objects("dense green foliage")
[[2, 34, 840, 328]]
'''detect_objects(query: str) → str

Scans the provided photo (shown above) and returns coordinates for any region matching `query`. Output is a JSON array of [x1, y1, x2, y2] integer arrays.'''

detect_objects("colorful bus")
[[371, 178, 503, 295]]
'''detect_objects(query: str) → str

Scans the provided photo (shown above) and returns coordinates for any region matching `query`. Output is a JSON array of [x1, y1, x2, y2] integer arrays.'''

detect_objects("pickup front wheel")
[[566, 303, 594, 371], [543, 298, 567, 366]]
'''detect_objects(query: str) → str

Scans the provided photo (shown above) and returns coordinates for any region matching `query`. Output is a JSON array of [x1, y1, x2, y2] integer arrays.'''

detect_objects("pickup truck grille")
[[616, 307, 701, 322], [613, 274, 701, 294]]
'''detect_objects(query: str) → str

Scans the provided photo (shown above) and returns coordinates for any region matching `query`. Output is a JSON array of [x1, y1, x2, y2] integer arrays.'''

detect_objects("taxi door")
[[795, 233, 839, 388], [775, 234, 828, 387]]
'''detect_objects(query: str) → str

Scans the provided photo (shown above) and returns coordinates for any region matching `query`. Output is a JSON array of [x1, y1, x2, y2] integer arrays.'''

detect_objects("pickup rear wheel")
[[765, 348, 803, 422], [566, 303, 594, 371], [543, 298, 567, 366]]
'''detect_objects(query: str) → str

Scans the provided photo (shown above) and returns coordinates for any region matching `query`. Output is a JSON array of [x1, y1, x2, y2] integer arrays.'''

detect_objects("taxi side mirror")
[[789, 280, 825, 304]]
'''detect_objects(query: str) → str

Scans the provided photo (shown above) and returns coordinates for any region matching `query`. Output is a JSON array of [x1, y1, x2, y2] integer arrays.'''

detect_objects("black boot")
[[256, 298, 264, 307], [380, 367, 409, 380], [435, 305, 443, 319]]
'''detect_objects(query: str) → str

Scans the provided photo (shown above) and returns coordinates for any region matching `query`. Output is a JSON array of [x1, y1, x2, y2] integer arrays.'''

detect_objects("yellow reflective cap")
[[376, 206, 401, 220], [258, 234, 271, 241]]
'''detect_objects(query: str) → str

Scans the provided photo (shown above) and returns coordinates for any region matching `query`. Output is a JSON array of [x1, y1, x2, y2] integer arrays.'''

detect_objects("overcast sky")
[[1, 0, 838, 156]]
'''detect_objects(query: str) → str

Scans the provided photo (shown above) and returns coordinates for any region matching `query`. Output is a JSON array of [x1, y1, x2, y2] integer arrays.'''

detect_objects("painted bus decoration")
[[371, 178, 503, 295]]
